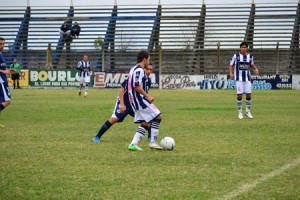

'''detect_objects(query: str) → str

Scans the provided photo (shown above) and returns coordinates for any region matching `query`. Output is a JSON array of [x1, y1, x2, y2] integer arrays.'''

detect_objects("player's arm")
[[135, 85, 154, 103], [229, 65, 234, 80], [88, 66, 93, 75], [229, 55, 236, 80], [8, 64, 16, 75], [119, 86, 126, 113], [0, 67, 10, 75], [76, 62, 83, 71], [251, 64, 259, 75]]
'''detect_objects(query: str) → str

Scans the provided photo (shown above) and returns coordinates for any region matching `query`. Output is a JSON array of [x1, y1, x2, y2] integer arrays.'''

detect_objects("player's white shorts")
[[236, 81, 252, 94], [134, 104, 161, 123], [80, 75, 90, 83]]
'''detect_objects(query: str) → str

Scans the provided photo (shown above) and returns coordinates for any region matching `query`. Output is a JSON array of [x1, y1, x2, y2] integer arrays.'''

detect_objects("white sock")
[[237, 100, 242, 114], [131, 126, 146, 145], [150, 120, 161, 143], [246, 100, 251, 113]]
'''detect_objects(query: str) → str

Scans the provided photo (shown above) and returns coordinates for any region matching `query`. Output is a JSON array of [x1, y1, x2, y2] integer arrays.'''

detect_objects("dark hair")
[[137, 50, 149, 63], [240, 41, 248, 48], [0, 37, 5, 41]]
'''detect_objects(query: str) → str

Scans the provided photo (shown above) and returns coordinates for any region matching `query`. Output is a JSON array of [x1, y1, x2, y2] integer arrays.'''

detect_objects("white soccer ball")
[[160, 137, 175, 150]]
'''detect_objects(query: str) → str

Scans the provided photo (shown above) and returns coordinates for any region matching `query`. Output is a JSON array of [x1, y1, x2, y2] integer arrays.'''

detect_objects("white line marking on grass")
[[217, 157, 300, 200]]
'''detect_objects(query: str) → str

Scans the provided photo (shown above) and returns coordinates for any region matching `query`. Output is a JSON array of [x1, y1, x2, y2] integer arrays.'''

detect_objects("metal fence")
[[0, 2, 299, 74]]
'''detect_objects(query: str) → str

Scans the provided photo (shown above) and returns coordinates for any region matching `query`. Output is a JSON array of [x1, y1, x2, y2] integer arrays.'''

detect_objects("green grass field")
[[1, 89, 299, 200]]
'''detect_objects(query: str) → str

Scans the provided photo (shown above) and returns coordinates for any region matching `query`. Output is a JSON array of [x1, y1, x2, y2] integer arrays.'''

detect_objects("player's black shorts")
[[11, 73, 20, 80], [112, 100, 134, 122]]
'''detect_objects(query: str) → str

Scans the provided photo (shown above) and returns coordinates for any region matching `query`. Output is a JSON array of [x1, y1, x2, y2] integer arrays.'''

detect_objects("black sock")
[[96, 120, 112, 138], [0, 104, 5, 112]]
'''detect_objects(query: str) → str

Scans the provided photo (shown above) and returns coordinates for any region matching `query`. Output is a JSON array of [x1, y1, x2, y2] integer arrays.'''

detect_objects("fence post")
[[276, 41, 279, 74], [217, 42, 220, 74], [102, 44, 105, 72], [159, 43, 162, 90]]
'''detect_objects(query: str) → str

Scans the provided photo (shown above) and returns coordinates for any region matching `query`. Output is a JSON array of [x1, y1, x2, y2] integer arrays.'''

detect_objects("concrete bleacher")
[[0, 8, 24, 44], [0, 3, 299, 74]]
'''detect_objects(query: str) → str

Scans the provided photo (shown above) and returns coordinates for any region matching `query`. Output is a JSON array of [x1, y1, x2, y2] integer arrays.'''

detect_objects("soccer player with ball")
[[229, 41, 259, 119], [127, 50, 163, 151], [93, 64, 154, 143]]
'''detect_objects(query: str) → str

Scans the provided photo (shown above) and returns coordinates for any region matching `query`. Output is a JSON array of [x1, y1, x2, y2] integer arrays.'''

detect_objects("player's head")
[[83, 55, 88, 62], [13, 58, 17, 63], [0, 37, 5, 52], [145, 63, 153, 77], [240, 41, 248, 54], [137, 50, 150, 68]]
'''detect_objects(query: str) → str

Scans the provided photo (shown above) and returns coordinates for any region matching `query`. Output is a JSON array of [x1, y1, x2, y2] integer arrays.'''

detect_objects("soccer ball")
[[160, 137, 175, 150]]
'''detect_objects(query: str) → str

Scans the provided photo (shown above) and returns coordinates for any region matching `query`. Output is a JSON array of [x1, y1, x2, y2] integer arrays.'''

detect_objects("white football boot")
[[149, 142, 163, 150], [238, 112, 243, 119], [245, 112, 253, 119]]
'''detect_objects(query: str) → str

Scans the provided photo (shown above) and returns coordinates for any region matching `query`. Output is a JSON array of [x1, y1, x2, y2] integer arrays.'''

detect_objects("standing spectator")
[[229, 41, 259, 119], [77, 55, 92, 97], [10, 58, 21, 89], [127, 50, 163, 151], [71, 22, 81, 38], [0, 37, 11, 128], [59, 22, 71, 39]]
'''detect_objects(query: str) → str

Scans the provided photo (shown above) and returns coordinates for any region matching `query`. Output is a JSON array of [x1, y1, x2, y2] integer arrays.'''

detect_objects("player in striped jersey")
[[0, 37, 11, 128], [127, 50, 162, 151], [92, 64, 153, 143], [229, 41, 259, 119], [77, 55, 92, 97]]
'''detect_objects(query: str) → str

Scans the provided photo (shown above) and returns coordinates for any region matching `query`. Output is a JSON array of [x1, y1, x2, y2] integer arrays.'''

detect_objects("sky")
[[3, 0, 299, 7]]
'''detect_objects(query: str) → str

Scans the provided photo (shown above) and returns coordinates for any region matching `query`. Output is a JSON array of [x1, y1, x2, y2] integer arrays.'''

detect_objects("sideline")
[[215, 157, 300, 200]]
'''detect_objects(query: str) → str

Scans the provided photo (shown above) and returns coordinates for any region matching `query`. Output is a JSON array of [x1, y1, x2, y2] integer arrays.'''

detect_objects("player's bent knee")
[[142, 122, 151, 128], [4, 100, 11, 106], [109, 117, 119, 124], [156, 114, 162, 120], [246, 94, 251, 100]]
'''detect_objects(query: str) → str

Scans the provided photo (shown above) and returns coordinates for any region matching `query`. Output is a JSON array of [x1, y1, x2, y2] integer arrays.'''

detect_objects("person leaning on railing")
[[71, 22, 81, 38], [59, 22, 71, 39]]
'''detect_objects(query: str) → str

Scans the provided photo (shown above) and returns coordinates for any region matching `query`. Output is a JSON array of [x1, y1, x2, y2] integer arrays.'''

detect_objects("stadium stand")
[[0, 3, 299, 74]]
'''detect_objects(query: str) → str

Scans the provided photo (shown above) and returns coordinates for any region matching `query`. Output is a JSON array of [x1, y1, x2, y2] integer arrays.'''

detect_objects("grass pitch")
[[1, 89, 299, 199]]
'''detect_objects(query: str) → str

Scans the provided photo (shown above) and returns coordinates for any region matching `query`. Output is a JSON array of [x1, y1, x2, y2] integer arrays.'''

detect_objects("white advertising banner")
[[160, 74, 228, 90], [292, 75, 300, 90]]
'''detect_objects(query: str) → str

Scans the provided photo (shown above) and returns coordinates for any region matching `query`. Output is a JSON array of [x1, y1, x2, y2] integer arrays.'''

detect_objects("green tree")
[[94, 36, 104, 49]]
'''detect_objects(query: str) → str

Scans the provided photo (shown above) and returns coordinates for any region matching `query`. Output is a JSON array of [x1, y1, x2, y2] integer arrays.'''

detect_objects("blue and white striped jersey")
[[77, 60, 91, 77], [0, 53, 8, 83], [127, 65, 151, 111], [230, 53, 254, 82], [119, 76, 151, 108]]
